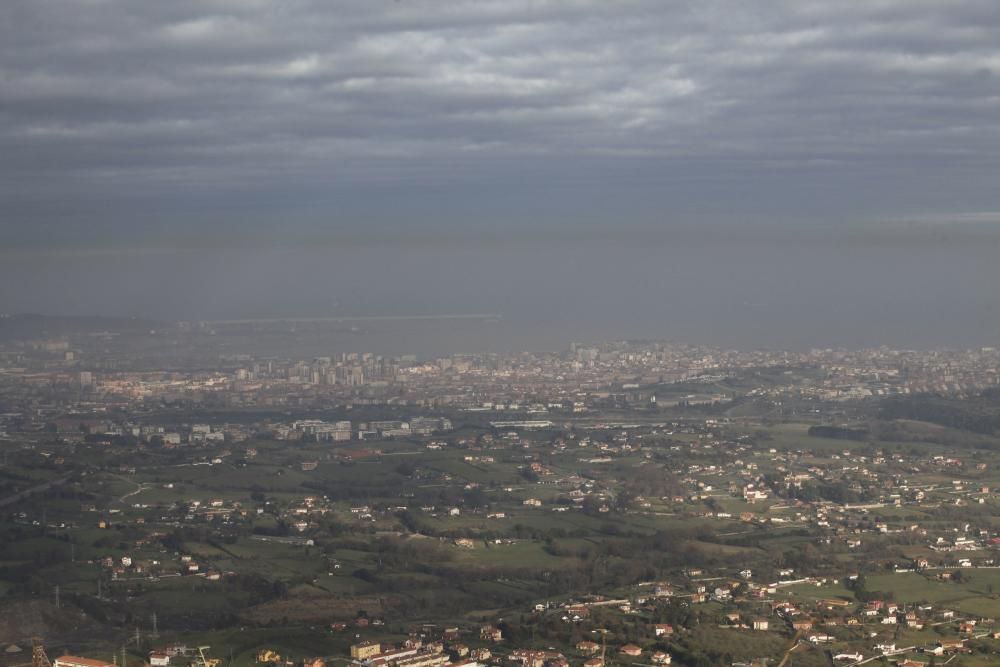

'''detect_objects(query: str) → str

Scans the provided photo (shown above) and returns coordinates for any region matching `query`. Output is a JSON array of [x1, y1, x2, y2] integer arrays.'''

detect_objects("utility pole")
[[151, 612, 158, 639], [97, 578, 102, 600], [54, 585, 60, 609], [134, 626, 141, 647]]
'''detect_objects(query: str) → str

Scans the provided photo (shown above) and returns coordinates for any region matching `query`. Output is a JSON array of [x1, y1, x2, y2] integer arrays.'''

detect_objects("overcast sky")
[[2, 1, 1000, 348]]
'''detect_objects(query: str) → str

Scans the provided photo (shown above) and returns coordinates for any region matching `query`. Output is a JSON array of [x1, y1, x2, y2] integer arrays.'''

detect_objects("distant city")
[[2, 316, 998, 419]]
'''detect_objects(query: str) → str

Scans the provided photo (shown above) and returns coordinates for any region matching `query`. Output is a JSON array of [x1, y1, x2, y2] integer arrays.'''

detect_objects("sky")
[[2, 0, 1000, 350]]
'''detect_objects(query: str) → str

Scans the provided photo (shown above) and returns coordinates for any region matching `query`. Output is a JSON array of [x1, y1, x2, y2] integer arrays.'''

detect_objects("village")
[[4, 330, 1000, 665]]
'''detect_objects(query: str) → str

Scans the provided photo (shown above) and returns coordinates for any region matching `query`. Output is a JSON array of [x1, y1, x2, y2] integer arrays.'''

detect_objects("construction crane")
[[32, 638, 53, 667]]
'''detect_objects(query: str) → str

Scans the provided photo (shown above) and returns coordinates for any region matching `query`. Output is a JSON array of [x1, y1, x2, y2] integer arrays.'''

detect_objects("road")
[[111, 473, 151, 503], [776, 630, 803, 667]]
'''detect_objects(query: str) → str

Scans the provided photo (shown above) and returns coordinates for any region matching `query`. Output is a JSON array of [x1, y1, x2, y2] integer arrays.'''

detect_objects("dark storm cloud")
[[3, 0, 1000, 223]]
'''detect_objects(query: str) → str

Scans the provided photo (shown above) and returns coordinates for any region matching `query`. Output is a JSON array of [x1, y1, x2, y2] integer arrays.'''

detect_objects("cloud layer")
[[3, 0, 1000, 231], [4, 1, 1000, 347]]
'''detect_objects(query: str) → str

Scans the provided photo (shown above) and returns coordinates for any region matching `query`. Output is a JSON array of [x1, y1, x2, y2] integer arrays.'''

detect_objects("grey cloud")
[[0, 0, 1000, 249], [5, 0, 1000, 346], [4, 0, 1000, 205]]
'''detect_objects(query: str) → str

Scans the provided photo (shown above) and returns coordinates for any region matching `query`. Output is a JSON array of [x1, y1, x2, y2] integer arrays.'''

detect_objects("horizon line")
[[199, 314, 503, 326]]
